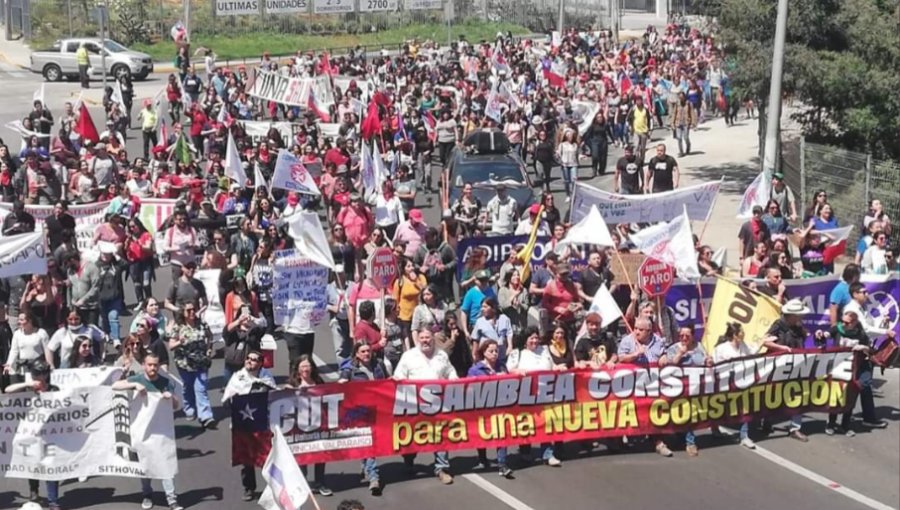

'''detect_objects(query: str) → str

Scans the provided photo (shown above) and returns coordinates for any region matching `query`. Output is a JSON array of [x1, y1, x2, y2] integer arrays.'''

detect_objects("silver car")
[[30, 37, 154, 82]]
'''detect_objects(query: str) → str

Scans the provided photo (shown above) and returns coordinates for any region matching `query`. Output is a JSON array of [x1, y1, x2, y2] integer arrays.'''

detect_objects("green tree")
[[718, 0, 900, 160]]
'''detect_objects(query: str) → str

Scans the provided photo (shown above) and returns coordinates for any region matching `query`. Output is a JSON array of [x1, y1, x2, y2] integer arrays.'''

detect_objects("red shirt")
[[190, 111, 208, 137], [324, 148, 350, 169], [353, 320, 383, 352]]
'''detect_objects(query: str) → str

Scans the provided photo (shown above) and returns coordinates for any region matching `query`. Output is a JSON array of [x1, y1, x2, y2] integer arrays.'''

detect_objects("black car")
[[444, 144, 537, 218]]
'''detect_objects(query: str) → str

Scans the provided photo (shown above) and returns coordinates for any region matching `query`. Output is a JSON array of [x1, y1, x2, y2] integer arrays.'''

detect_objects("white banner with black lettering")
[[314, 0, 353, 13], [0, 232, 47, 278], [265, 0, 309, 13], [238, 120, 297, 148], [359, 0, 398, 12], [570, 180, 722, 224], [214, 0, 260, 15], [0, 386, 177, 480], [248, 71, 310, 107], [272, 250, 329, 332]]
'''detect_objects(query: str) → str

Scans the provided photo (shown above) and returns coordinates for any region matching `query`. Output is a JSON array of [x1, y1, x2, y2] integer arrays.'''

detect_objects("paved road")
[[1, 71, 898, 510]]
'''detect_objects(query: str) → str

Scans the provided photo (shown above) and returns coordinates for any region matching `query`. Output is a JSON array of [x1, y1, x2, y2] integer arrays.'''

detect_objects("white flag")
[[372, 141, 389, 194], [630, 206, 700, 280], [111, 80, 125, 108], [272, 150, 321, 196], [224, 131, 248, 188], [258, 427, 312, 510], [556, 205, 615, 250], [285, 212, 337, 270], [737, 171, 769, 219], [254, 163, 268, 192], [360, 142, 375, 192], [33, 83, 45, 106], [587, 284, 622, 328]]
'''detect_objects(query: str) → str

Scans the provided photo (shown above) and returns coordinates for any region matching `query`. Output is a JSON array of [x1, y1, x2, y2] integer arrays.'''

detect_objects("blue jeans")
[[361, 457, 379, 482], [675, 125, 691, 154], [403, 451, 450, 474], [562, 166, 577, 195], [29, 480, 58, 504], [129, 260, 153, 304], [477, 447, 509, 467], [179, 368, 213, 422], [685, 430, 696, 446], [141, 478, 177, 504], [100, 297, 123, 342]]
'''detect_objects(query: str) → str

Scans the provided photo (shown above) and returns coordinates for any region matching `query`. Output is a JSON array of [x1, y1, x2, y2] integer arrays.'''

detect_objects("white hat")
[[781, 299, 812, 315], [98, 241, 117, 255], [21, 503, 43, 510]]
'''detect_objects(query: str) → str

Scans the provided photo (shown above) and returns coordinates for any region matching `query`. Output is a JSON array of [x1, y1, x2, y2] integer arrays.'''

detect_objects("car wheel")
[[43, 64, 61, 82], [111, 64, 130, 80], [133, 72, 148, 81]]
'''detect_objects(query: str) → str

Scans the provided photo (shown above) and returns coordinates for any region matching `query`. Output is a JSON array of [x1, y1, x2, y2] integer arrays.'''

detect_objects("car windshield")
[[454, 163, 523, 187], [104, 40, 128, 53]]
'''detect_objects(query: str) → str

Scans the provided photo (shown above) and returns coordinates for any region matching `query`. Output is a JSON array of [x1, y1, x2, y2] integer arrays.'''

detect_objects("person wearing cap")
[[769, 171, 797, 223], [459, 269, 497, 338], [762, 298, 813, 441], [336, 192, 375, 258], [486, 184, 518, 235], [164, 259, 207, 316], [617, 317, 673, 456], [90, 141, 116, 188], [542, 262, 582, 331], [515, 203, 550, 236], [826, 305, 887, 434], [393, 209, 428, 259], [659, 325, 712, 456], [162, 209, 199, 279], [5, 360, 63, 509]]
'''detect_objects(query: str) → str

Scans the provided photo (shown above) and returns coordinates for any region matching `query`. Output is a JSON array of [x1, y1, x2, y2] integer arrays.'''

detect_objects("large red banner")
[[232, 350, 858, 466]]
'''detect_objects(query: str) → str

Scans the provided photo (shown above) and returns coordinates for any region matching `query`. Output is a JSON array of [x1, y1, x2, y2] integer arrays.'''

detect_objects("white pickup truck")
[[30, 37, 154, 82]]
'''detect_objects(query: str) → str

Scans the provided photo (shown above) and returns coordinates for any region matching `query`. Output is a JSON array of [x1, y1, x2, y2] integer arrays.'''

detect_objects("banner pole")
[[380, 288, 387, 331], [613, 249, 635, 291], [308, 492, 324, 510], [696, 281, 706, 325]]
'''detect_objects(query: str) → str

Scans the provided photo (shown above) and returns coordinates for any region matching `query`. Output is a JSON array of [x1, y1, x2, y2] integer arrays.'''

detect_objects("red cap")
[[409, 209, 424, 223], [529, 203, 541, 216]]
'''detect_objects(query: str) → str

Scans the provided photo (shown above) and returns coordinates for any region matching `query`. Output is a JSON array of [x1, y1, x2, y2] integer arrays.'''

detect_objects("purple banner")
[[665, 274, 900, 347], [456, 235, 588, 280]]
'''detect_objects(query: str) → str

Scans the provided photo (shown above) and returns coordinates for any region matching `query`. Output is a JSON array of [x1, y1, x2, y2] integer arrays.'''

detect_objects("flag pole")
[[695, 280, 707, 326], [698, 177, 724, 244], [308, 492, 324, 510]]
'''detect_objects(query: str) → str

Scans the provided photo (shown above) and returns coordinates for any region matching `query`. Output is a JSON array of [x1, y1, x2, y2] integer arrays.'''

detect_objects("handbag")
[[871, 337, 899, 370]]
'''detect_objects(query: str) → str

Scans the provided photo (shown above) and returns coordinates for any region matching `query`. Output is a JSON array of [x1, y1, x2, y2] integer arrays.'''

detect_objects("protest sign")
[[272, 250, 329, 332], [232, 350, 855, 465], [214, 0, 260, 15], [665, 274, 900, 347], [264, 0, 308, 13], [249, 71, 310, 107], [272, 150, 321, 195], [0, 232, 47, 278], [570, 181, 721, 224], [456, 235, 588, 280], [195, 269, 226, 344], [238, 120, 298, 147], [0, 386, 177, 480], [137, 198, 177, 236], [48, 366, 124, 388]]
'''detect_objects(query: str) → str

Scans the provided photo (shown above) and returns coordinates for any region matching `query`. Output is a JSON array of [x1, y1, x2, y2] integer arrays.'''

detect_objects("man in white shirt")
[[514, 203, 550, 236], [486, 185, 518, 235], [393, 328, 457, 485], [844, 283, 896, 340]]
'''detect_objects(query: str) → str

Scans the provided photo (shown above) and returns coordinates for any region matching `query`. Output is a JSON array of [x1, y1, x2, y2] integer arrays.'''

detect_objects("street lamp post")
[[762, 0, 788, 177]]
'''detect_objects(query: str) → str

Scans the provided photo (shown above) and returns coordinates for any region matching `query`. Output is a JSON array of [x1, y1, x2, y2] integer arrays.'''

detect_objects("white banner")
[[359, 0, 398, 12], [570, 181, 721, 224], [0, 232, 47, 278], [314, 0, 353, 13], [50, 366, 124, 388], [195, 269, 225, 344], [238, 120, 298, 147], [0, 386, 177, 480], [0, 200, 111, 223], [272, 250, 328, 332], [214, 0, 260, 15], [406, 0, 441, 9], [249, 71, 310, 107], [272, 150, 322, 195], [310, 74, 336, 108], [264, 0, 309, 13], [137, 199, 178, 236]]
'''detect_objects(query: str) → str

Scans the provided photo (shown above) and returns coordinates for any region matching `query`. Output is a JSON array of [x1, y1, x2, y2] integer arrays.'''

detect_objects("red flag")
[[319, 52, 333, 77], [372, 91, 391, 108], [620, 75, 633, 96], [423, 110, 437, 143], [542, 68, 566, 89], [361, 100, 382, 140], [820, 226, 854, 265], [75, 102, 99, 144], [307, 88, 331, 122]]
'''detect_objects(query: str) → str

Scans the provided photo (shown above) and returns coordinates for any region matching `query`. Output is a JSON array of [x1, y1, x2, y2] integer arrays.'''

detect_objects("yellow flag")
[[701, 276, 782, 355], [517, 205, 544, 282]]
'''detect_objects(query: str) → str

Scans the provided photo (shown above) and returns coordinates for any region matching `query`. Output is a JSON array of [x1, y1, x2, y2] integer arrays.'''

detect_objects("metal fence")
[[2, 0, 31, 40], [782, 137, 900, 254], [25, 0, 609, 47]]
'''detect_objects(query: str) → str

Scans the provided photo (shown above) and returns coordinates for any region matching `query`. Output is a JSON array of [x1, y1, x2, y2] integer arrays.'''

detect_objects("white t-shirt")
[[47, 325, 106, 367], [127, 178, 153, 198], [393, 348, 458, 381], [375, 195, 405, 227], [506, 346, 554, 372], [713, 341, 753, 363], [6, 328, 50, 374]]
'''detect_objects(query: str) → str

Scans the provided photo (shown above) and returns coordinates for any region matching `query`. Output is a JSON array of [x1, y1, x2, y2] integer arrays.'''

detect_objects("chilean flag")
[[422, 109, 437, 143], [230, 392, 272, 467], [820, 226, 854, 265], [394, 111, 408, 142], [307, 87, 331, 122], [258, 427, 312, 510], [75, 102, 100, 144]]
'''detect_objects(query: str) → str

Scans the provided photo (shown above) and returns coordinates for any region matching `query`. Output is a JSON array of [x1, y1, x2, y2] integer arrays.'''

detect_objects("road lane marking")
[[752, 443, 895, 510], [462, 473, 536, 510]]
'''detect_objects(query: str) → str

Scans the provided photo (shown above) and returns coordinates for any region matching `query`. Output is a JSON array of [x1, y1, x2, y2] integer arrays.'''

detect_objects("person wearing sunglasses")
[[170, 303, 216, 430], [222, 350, 276, 501]]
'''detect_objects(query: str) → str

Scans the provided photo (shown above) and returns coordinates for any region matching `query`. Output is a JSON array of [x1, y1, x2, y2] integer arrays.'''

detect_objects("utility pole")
[[100, 0, 108, 117], [183, 0, 191, 44], [762, 0, 788, 177], [557, 0, 564, 38]]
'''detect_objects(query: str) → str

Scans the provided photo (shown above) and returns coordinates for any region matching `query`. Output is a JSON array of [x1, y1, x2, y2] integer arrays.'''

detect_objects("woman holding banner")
[[285, 355, 334, 497], [5, 360, 63, 509], [506, 327, 563, 467], [339, 342, 388, 495], [3, 312, 49, 383], [468, 339, 514, 478], [713, 323, 757, 449]]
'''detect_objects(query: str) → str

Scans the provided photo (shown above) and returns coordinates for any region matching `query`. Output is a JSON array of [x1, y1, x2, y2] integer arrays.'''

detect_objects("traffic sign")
[[367, 247, 398, 290], [638, 257, 674, 297]]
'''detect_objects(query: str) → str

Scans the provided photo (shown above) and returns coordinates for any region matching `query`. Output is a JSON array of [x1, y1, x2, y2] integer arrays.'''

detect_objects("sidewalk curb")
[[0, 50, 29, 70]]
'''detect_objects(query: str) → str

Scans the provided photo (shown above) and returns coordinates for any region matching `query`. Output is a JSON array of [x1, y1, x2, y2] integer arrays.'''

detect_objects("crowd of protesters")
[[0, 20, 897, 510]]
